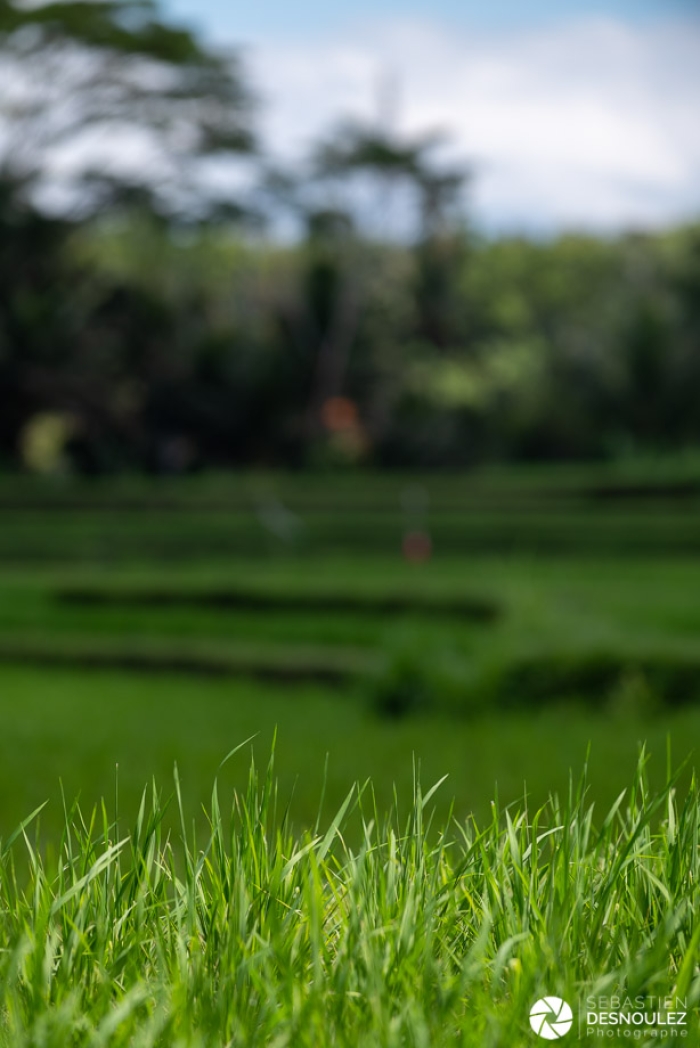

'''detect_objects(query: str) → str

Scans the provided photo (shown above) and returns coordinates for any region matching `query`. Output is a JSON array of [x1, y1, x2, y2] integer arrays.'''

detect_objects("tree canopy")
[[0, 0, 255, 218]]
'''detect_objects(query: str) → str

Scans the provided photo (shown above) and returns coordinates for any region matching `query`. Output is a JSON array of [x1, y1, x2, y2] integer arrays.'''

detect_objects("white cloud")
[[251, 14, 700, 232]]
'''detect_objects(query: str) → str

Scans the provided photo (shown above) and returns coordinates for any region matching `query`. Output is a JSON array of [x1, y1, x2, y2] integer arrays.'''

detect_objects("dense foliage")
[[3, 216, 700, 472]]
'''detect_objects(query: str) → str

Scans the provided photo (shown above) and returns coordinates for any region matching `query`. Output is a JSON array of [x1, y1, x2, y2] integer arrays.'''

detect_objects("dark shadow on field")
[[55, 584, 500, 620]]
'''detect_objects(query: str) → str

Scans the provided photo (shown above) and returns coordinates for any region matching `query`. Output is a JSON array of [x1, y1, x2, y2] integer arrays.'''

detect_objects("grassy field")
[[1, 464, 700, 1040], [1, 750, 698, 1046], [1, 465, 700, 831], [4, 661, 700, 840]]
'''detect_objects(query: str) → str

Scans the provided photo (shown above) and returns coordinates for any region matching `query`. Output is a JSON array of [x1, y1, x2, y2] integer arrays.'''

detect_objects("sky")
[[163, 0, 700, 234]]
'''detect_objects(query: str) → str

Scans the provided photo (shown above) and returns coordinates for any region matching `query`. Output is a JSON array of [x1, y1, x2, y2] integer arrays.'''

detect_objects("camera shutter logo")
[[529, 997, 573, 1039]]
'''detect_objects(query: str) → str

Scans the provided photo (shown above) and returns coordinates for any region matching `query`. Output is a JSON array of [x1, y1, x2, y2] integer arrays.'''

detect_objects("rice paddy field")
[[1, 461, 700, 1043]]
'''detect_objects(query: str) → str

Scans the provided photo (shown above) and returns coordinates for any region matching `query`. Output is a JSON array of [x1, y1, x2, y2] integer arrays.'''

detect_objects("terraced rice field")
[[1, 463, 700, 835]]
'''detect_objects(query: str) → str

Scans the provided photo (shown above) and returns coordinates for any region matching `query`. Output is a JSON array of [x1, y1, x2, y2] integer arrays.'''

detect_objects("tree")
[[315, 121, 469, 348], [0, 0, 255, 219], [275, 120, 469, 449], [314, 120, 466, 243], [0, 1, 258, 467]]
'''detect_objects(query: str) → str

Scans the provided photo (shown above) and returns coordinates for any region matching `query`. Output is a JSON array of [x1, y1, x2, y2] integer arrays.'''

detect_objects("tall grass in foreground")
[[1, 747, 699, 1047]]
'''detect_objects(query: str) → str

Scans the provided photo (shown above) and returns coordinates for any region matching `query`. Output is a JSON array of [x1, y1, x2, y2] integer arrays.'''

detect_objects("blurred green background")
[[1, 1, 699, 839], [2, 468, 700, 837]]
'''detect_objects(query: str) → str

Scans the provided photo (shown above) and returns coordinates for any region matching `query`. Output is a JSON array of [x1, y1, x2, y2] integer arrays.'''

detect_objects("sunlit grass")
[[1, 747, 699, 1046]]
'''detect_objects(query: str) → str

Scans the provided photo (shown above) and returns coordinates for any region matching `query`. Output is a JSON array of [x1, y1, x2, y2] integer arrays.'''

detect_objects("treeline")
[[3, 209, 699, 473], [0, 0, 699, 473]]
